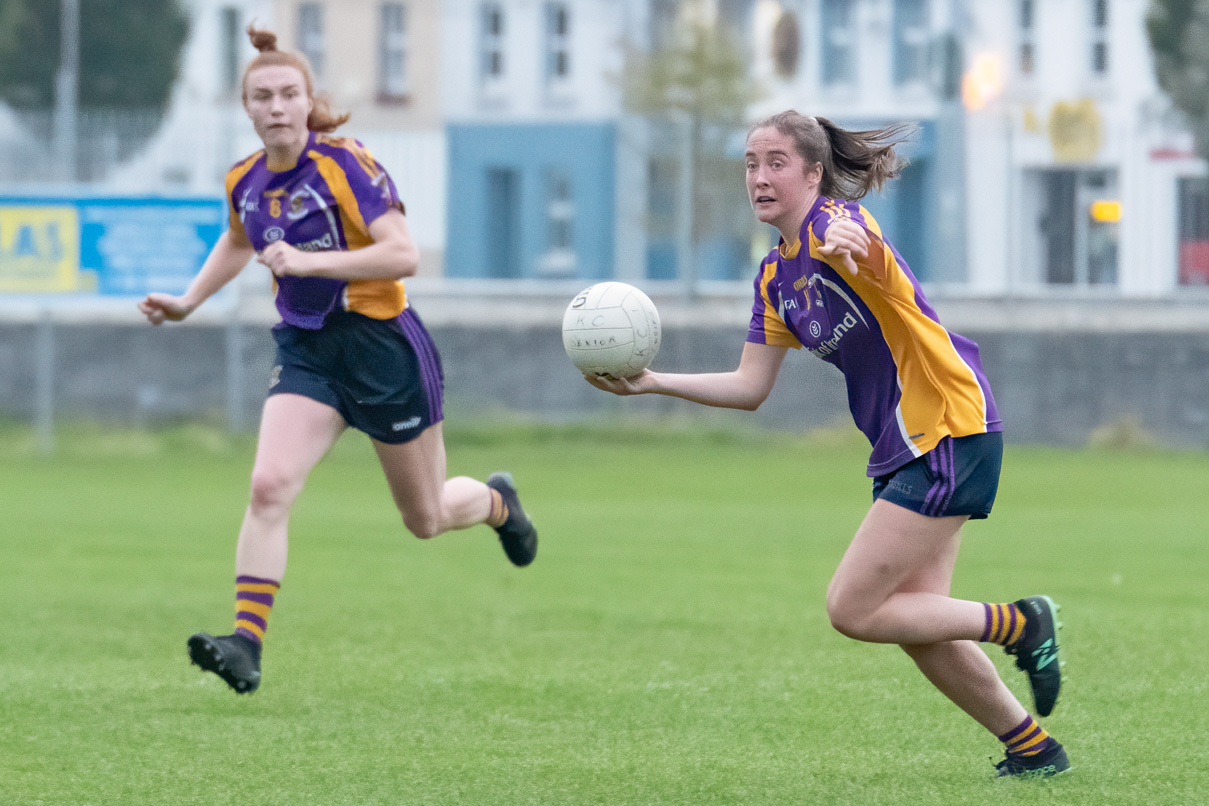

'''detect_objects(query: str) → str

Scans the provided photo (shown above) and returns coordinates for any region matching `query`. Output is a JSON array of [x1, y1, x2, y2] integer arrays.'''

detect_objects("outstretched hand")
[[816, 217, 870, 277], [583, 370, 652, 396], [138, 293, 194, 325]]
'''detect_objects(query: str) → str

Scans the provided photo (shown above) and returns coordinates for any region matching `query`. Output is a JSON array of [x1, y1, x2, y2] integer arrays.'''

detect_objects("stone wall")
[[2, 309, 1207, 449]]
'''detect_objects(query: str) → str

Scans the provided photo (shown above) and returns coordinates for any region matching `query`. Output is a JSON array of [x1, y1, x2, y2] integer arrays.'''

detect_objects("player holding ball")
[[585, 111, 1068, 778]]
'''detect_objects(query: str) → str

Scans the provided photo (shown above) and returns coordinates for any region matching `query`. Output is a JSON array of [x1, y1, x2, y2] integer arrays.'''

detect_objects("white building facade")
[[961, 0, 1208, 296], [4, 0, 1205, 297]]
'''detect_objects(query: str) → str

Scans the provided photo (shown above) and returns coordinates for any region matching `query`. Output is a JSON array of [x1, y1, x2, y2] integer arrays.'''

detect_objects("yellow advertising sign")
[[1089, 200, 1122, 223], [0, 206, 84, 292]]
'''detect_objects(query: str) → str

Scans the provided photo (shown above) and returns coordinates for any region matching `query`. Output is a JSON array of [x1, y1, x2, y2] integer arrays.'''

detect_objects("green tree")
[[622, 5, 761, 285], [1147, 0, 1209, 159], [0, 0, 189, 112]]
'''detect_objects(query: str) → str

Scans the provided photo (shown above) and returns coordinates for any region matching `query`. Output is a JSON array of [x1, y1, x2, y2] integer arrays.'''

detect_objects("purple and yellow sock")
[[998, 715, 1057, 757], [235, 575, 280, 645], [487, 488, 508, 528], [980, 602, 1026, 646]]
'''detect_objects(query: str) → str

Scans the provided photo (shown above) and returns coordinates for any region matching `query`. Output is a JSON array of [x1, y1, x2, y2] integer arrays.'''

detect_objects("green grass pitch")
[[1, 421, 1206, 805]]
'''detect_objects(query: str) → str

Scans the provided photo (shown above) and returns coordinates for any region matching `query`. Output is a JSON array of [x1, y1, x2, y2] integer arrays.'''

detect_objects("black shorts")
[[268, 308, 444, 444], [872, 432, 1003, 520]]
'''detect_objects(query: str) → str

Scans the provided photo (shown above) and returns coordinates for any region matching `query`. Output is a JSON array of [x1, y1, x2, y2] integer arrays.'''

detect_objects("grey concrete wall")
[[2, 316, 1208, 449]]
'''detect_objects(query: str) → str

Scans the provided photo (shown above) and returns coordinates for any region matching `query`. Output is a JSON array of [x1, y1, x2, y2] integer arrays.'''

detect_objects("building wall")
[[440, 0, 627, 280], [4, 315, 1207, 450], [274, 0, 443, 130], [445, 122, 616, 279], [963, 0, 1208, 297], [440, 0, 627, 123]]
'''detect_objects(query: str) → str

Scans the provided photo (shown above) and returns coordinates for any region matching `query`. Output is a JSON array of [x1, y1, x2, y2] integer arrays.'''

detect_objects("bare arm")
[[137, 227, 255, 324], [585, 341, 789, 411], [256, 209, 420, 281]]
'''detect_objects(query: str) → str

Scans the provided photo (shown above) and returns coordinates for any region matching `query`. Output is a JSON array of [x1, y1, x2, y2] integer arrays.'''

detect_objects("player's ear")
[[805, 161, 823, 188]]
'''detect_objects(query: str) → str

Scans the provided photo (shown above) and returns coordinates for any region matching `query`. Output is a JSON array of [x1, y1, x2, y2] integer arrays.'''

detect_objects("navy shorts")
[[872, 432, 1003, 520], [268, 308, 445, 444]]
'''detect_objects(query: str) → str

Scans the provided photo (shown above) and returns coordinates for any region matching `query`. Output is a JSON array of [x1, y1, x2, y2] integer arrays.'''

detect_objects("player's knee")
[[402, 510, 443, 540], [248, 468, 300, 513], [826, 595, 873, 641]]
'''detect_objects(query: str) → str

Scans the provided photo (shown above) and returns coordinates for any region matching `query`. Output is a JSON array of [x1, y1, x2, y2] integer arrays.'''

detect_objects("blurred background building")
[[4, 0, 1207, 292], [1, 0, 1207, 446]]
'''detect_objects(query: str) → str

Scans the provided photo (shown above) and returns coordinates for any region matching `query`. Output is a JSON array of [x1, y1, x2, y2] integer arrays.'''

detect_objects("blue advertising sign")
[[0, 196, 224, 296]]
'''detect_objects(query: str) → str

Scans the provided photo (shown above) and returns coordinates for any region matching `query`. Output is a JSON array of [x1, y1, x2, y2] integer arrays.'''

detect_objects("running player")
[[586, 111, 1067, 778], [138, 25, 538, 694]]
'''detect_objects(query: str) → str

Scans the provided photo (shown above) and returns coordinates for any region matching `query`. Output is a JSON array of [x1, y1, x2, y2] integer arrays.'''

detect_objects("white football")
[[562, 282, 662, 379]]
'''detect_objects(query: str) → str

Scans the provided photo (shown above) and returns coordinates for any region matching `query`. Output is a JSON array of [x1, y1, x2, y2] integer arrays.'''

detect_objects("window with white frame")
[[540, 171, 576, 276], [1018, 0, 1035, 76], [379, 3, 408, 101], [221, 7, 242, 94], [1091, 0, 1109, 75], [297, 3, 324, 81], [544, 3, 571, 88], [892, 0, 929, 86], [821, 0, 855, 87], [480, 3, 505, 87]]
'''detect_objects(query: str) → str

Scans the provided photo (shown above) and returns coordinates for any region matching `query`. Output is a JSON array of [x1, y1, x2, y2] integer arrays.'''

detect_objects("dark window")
[[821, 0, 855, 86], [221, 8, 242, 94], [893, 0, 929, 86], [297, 4, 324, 80], [1178, 177, 1209, 285], [1020, 42, 1034, 75], [545, 3, 570, 82], [379, 3, 408, 100], [1091, 0, 1109, 75], [481, 4, 505, 80], [485, 167, 521, 278]]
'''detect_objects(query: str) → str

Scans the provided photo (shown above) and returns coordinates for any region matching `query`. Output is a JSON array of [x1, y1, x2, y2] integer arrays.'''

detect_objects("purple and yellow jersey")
[[747, 196, 1002, 476], [225, 131, 407, 329]]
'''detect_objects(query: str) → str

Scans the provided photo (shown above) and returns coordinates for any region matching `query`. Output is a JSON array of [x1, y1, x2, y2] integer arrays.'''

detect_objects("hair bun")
[[246, 23, 278, 53]]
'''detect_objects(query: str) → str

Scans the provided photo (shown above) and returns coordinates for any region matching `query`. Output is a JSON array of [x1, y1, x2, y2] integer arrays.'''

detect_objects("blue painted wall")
[[846, 119, 937, 282], [446, 123, 616, 280]]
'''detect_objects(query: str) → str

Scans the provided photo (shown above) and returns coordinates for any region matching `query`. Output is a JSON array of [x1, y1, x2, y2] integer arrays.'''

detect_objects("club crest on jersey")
[[287, 190, 309, 221], [264, 226, 285, 242]]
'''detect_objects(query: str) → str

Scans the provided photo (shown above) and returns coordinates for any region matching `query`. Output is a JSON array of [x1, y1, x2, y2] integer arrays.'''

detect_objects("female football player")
[[586, 111, 1067, 778], [138, 25, 538, 694]]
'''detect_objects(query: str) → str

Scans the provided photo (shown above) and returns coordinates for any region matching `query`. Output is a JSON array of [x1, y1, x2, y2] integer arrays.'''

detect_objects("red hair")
[[241, 24, 350, 133]]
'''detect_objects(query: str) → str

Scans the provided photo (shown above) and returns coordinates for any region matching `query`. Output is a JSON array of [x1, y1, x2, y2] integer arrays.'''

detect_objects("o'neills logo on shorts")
[[392, 416, 422, 431]]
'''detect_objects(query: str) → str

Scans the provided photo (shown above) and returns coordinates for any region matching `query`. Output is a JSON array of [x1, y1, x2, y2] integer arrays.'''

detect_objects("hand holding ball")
[[562, 282, 661, 380]]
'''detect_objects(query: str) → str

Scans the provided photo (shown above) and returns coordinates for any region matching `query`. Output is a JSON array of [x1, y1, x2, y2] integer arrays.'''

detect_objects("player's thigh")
[[827, 499, 968, 611], [372, 422, 447, 516], [252, 392, 347, 485]]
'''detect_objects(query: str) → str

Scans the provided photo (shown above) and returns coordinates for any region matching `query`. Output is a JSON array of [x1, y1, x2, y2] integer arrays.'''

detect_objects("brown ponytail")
[[241, 23, 350, 133], [748, 110, 915, 200]]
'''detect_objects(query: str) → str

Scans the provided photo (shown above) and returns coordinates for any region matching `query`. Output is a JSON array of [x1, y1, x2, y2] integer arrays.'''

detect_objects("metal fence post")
[[35, 309, 56, 455]]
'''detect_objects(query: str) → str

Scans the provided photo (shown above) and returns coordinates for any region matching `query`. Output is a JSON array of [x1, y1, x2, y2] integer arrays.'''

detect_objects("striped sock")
[[235, 575, 280, 645], [998, 714, 1056, 757], [980, 602, 1026, 646], [487, 488, 508, 528]]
